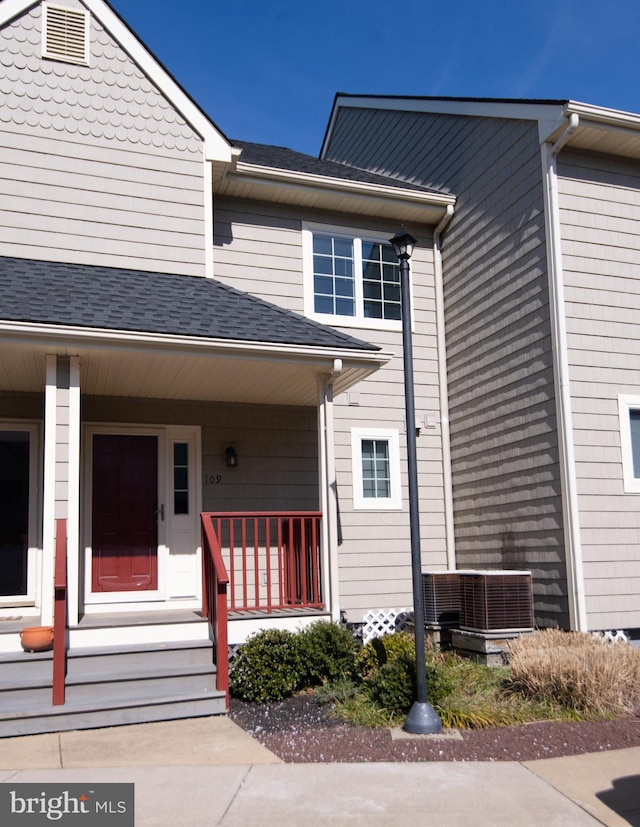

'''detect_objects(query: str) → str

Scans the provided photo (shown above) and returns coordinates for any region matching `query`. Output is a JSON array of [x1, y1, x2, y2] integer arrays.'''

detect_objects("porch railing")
[[201, 514, 230, 706], [202, 511, 324, 614], [52, 518, 67, 706]]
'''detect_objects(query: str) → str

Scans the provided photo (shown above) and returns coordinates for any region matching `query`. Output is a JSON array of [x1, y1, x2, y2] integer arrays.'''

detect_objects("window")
[[42, 4, 89, 65], [173, 442, 189, 515], [351, 428, 402, 510], [304, 225, 402, 329], [618, 395, 640, 492]]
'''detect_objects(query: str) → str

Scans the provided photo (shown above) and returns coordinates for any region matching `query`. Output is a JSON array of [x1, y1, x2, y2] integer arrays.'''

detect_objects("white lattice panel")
[[362, 608, 413, 643], [593, 629, 629, 645]]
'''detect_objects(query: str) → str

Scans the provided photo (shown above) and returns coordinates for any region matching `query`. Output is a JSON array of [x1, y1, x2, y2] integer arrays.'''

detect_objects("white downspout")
[[541, 113, 588, 631], [433, 205, 456, 569], [318, 359, 342, 622]]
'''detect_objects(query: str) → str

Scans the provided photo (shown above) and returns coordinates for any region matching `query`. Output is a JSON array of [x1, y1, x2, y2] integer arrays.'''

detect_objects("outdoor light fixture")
[[225, 445, 238, 467], [389, 226, 416, 261], [389, 226, 442, 735]]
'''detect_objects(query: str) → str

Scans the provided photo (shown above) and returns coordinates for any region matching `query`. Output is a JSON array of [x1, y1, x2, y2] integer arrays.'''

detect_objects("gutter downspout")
[[541, 113, 588, 631], [318, 359, 342, 622], [433, 205, 456, 569]]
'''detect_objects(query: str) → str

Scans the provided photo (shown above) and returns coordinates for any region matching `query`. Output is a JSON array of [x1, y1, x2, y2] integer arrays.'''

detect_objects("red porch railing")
[[201, 514, 230, 706], [52, 518, 67, 706], [202, 512, 324, 614]]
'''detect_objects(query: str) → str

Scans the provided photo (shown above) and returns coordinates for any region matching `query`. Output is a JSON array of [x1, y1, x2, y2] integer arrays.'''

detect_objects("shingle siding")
[[326, 106, 567, 626], [214, 195, 448, 618], [559, 148, 640, 630], [0, 4, 206, 275]]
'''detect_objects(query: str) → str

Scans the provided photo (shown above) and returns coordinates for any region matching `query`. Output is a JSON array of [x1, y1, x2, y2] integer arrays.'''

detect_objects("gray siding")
[[327, 107, 567, 626], [559, 149, 640, 631], [214, 198, 448, 618], [0, 4, 206, 275]]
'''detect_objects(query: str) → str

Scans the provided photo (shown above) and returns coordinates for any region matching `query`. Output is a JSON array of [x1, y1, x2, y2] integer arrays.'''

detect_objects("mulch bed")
[[229, 694, 640, 763]]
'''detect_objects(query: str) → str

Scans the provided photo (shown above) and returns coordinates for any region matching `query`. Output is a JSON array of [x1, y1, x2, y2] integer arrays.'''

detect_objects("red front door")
[[92, 434, 158, 592]]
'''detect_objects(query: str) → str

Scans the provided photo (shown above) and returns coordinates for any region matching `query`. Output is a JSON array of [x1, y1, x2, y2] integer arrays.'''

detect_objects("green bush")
[[365, 648, 455, 718], [297, 621, 360, 686], [229, 628, 302, 703], [359, 631, 418, 676]]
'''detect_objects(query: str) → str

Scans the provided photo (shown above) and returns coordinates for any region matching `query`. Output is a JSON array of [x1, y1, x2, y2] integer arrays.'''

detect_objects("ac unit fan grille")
[[459, 573, 533, 632], [422, 572, 461, 627]]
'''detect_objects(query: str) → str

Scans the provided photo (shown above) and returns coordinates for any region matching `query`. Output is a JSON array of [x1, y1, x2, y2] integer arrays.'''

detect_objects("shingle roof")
[[232, 140, 436, 194], [0, 256, 379, 352]]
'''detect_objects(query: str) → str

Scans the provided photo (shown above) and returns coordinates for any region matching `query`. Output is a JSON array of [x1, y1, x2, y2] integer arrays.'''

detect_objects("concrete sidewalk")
[[0, 718, 638, 826]]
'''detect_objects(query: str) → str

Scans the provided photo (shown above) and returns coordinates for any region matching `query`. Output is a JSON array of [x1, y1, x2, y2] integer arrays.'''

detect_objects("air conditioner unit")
[[422, 571, 463, 627], [459, 571, 534, 633]]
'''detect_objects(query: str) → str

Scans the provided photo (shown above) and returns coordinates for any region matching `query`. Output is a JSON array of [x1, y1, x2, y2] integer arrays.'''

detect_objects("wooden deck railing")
[[202, 512, 324, 613], [201, 514, 230, 706], [52, 518, 67, 706]]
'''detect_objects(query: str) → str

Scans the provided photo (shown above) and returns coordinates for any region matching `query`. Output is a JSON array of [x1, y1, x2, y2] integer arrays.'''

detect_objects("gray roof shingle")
[[232, 140, 436, 194], [0, 256, 379, 352]]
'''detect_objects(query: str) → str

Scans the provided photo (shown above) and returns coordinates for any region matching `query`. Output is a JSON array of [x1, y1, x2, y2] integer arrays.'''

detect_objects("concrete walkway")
[[0, 718, 638, 826]]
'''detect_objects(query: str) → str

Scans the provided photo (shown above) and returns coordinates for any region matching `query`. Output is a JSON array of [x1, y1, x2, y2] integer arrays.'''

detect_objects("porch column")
[[42, 355, 81, 626], [317, 373, 340, 622]]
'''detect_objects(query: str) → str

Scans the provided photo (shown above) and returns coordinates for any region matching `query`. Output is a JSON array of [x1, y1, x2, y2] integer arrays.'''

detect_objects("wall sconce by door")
[[225, 445, 238, 467]]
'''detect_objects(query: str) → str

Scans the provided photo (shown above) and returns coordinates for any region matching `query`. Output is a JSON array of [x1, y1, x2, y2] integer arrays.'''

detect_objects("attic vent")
[[459, 571, 534, 633], [42, 4, 89, 65]]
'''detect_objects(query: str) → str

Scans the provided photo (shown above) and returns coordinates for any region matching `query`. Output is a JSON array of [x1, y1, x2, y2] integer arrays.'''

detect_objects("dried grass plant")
[[507, 629, 640, 717]]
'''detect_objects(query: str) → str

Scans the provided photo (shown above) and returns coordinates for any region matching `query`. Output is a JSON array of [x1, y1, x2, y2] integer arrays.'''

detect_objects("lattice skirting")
[[362, 608, 413, 644], [593, 629, 630, 645]]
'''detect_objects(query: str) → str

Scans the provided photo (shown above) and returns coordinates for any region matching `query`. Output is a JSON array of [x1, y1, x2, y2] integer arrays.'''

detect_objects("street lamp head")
[[389, 227, 417, 261]]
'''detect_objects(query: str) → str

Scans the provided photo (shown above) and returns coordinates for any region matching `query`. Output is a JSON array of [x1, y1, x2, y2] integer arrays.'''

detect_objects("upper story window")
[[618, 395, 640, 492], [303, 224, 402, 330], [42, 4, 90, 65]]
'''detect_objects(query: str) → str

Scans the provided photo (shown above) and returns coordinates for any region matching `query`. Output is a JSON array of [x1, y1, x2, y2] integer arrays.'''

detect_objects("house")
[[0, 0, 454, 734], [322, 94, 640, 640]]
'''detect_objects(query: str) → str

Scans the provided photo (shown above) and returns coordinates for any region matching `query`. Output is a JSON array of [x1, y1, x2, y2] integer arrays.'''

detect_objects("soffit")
[[0, 338, 386, 406]]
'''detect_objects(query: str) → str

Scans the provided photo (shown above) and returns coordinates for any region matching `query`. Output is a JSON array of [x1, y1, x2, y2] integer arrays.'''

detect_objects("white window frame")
[[351, 427, 402, 510], [302, 222, 407, 332], [618, 394, 640, 492]]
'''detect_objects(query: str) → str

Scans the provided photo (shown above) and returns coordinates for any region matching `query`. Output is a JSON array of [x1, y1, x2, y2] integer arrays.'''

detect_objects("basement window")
[[42, 4, 89, 65]]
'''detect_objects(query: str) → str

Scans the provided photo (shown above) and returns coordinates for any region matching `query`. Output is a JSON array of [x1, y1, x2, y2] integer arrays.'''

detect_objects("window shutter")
[[43, 4, 89, 64]]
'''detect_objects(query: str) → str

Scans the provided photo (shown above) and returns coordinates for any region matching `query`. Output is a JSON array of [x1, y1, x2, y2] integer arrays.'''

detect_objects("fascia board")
[[0, 320, 392, 367], [78, 0, 231, 163], [232, 162, 455, 209]]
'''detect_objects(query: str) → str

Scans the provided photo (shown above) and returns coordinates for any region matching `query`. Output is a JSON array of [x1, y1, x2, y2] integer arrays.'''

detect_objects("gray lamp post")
[[389, 227, 443, 735]]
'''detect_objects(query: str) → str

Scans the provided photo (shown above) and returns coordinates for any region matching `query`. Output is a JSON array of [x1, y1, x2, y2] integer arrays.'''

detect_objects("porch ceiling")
[[0, 337, 387, 406]]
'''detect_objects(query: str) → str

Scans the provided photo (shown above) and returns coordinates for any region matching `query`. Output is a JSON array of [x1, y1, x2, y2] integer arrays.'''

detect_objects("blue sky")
[[110, 0, 640, 156]]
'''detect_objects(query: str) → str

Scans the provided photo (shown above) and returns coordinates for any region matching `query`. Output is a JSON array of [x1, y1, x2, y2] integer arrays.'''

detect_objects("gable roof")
[[322, 94, 640, 163], [0, 256, 379, 353], [0, 0, 231, 163]]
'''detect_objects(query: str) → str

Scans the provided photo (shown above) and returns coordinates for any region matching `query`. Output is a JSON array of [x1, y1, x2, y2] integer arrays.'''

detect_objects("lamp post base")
[[403, 701, 443, 735]]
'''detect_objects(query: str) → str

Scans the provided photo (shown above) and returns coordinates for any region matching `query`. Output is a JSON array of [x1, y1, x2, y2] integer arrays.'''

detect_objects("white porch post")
[[317, 374, 340, 622], [42, 355, 81, 626]]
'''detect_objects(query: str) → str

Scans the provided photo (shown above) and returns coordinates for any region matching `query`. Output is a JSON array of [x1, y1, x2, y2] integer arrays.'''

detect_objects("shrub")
[[365, 648, 455, 718], [229, 628, 302, 703], [359, 631, 418, 677], [297, 621, 360, 686], [507, 629, 640, 716]]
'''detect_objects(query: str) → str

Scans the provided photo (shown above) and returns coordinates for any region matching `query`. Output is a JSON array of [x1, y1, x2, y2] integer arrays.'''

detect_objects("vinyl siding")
[[559, 148, 640, 631], [214, 197, 448, 619], [0, 4, 206, 275], [326, 107, 566, 626]]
